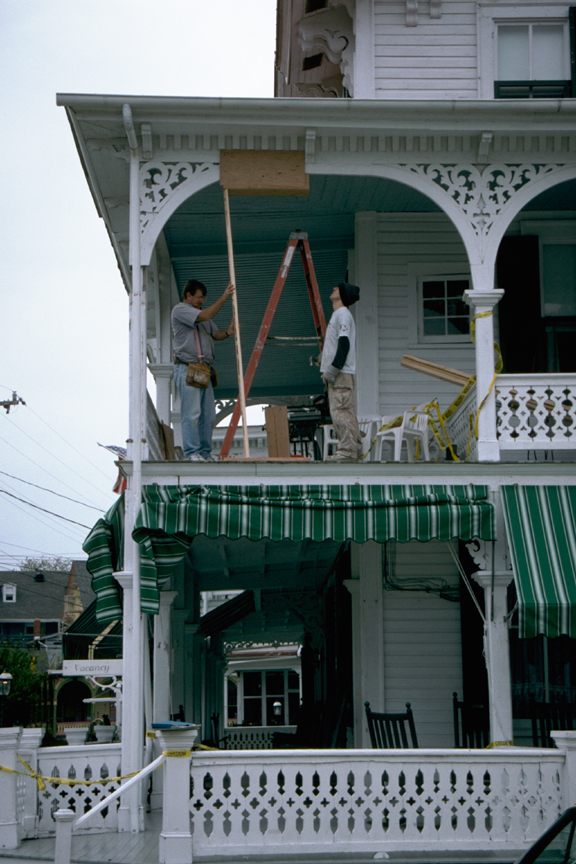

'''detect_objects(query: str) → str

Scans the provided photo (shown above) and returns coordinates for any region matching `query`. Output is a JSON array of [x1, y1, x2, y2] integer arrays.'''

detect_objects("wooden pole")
[[223, 188, 250, 458]]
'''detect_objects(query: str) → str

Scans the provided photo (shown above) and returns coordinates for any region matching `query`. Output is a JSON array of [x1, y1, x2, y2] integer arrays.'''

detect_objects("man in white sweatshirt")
[[320, 282, 362, 461]]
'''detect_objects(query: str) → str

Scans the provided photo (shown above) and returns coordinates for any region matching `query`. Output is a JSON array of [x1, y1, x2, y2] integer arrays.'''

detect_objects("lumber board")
[[401, 354, 470, 387], [220, 149, 309, 196]]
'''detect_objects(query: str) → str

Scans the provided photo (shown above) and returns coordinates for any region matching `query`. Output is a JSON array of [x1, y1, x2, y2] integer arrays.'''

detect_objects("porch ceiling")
[[165, 174, 437, 398], [187, 535, 344, 593]]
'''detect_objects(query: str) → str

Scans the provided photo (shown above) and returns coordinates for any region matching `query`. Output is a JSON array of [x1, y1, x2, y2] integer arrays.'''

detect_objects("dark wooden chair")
[[530, 700, 576, 748], [453, 692, 489, 748], [364, 701, 419, 748]]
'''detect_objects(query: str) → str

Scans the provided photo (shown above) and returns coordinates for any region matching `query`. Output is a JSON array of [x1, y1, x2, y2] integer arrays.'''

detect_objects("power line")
[[0, 489, 91, 529], [0, 540, 80, 554], [0, 413, 111, 502], [0, 470, 104, 512], [26, 405, 115, 482], [0, 488, 87, 545], [0, 431, 104, 508], [0, 476, 89, 533], [0, 561, 92, 603]]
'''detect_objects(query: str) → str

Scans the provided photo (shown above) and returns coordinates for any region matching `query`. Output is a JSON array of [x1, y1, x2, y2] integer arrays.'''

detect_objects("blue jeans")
[[174, 363, 216, 458]]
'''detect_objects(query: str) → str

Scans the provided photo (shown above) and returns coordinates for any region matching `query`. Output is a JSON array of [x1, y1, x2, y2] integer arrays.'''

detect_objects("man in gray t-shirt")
[[320, 282, 362, 461], [171, 278, 235, 461]]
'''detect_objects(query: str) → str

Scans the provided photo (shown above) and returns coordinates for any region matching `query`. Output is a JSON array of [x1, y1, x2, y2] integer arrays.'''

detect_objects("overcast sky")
[[0, 1, 276, 570]]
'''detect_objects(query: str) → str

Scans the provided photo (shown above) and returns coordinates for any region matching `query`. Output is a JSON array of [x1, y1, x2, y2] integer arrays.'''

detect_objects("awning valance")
[[84, 484, 495, 623], [502, 486, 576, 638]]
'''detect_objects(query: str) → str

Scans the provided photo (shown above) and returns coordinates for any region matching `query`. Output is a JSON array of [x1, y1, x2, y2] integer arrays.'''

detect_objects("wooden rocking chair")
[[364, 701, 419, 748]]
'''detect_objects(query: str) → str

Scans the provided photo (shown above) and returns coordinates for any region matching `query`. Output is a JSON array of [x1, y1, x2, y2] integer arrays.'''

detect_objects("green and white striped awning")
[[84, 484, 495, 623], [502, 486, 576, 639]]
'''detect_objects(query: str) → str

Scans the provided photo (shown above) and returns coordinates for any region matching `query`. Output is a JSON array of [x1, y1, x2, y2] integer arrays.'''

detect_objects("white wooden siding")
[[382, 540, 462, 748], [374, 0, 478, 99], [376, 212, 476, 415]]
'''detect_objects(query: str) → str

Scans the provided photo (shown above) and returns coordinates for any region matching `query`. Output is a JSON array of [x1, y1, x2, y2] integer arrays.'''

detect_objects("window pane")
[[446, 279, 469, 298], [423, 299, 445, 317], [422, 281, 445, 299], [243, 671, 261, 697], [266, 671, 284, 695], [288, 671, 299, 690], [423, 318, 446, 336], [532, 25, 565, 79], [447, 317, 470, 336], [498, 25, 530, 79], [447, 299, 469, 317], [542, 244, 576, 316], [244, 698, 262, 726]]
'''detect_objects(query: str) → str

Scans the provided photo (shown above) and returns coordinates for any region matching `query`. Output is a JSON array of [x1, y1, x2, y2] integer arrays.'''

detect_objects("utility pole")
[[1, 392, 25, 414]]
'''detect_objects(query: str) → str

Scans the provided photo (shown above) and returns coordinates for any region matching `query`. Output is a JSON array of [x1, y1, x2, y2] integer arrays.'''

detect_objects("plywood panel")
[[220, 150, 309, 197]]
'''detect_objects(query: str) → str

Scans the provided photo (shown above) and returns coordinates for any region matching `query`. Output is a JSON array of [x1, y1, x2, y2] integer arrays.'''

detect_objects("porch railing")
[[223, 726, 296, 750], [496, 374, 576, 450], [443, 382, 477, 461], [36, 742, 122, 835], [189, 748, 564, 856]]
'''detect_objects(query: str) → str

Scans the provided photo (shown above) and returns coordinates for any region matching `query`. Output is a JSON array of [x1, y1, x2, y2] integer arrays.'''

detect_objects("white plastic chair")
[[321, 419, 377, 461], [376, 410, 430, 462]]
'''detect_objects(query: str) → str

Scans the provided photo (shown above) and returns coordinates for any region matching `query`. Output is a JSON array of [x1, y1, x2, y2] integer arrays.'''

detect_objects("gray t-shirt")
[[171, 303, 217, 363], [320, 306, 356, 375]]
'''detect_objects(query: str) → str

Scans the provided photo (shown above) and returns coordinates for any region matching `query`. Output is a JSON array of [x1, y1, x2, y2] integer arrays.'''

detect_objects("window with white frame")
[[419, 276, 471, 343], [478, 4, 575, 99], [2, 584, 16, 603], [237, 669, 301, 727]]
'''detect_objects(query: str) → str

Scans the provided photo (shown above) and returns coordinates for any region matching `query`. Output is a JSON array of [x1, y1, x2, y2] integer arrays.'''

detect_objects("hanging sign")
[[62, 660, 123, 677]]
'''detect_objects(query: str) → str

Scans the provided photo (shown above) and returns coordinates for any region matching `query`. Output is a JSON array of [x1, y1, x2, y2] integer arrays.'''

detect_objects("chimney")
[[33, 618, 41, 638], [34, 571, 45, 582]]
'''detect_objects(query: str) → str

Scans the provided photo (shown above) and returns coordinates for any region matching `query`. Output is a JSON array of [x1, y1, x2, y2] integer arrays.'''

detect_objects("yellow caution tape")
[[485, 740, 514, 749], [145, 730, 156, 739], [0, 755, 144, 791], [161, 749, 190, 758]]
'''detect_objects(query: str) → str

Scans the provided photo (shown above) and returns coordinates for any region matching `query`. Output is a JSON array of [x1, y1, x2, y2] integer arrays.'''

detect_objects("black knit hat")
[[338, 282, 360, 307]]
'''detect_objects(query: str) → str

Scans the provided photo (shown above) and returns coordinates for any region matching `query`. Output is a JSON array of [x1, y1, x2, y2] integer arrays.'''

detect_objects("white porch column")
[[464, 274, 504, 462], [345, 540, 385, 747], [157, 726, 199, 864], [148, 365, 173, 426], [353, 212, 379, 419], [154, 591, 178, 723], [472, 571, 514, 745], [118, 104, 147, 833], [115, 571, 144, 832], [150, 594, 175, 811], [0, 726, 22, 849]]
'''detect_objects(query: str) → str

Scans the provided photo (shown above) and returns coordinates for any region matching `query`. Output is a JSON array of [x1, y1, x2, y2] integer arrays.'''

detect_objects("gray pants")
[[327, 372, 362, 460]]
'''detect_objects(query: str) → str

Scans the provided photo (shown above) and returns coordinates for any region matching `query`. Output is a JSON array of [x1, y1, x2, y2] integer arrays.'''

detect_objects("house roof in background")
[[0, 561, 94, 622]]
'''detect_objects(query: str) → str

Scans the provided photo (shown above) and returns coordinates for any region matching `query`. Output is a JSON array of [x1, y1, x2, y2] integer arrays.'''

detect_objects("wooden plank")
[[220, 150, 309, 197], [401, 354, 470, 387], [264, 405, 291, 458], [161, 422, 175, 461]]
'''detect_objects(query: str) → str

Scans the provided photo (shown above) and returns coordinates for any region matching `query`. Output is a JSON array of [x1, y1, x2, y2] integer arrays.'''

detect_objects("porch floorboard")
[[0, 814, 521, 864]]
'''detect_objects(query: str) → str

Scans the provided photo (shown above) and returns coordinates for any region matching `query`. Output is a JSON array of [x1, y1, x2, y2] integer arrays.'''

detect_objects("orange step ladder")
[[219, 232, 327, 460]]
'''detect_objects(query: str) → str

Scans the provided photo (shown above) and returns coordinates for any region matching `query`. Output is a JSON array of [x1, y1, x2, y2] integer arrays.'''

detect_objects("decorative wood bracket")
[[406, 0, 418, 26], [298, 5, 355, 94], [430, 0, 441, 18]]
